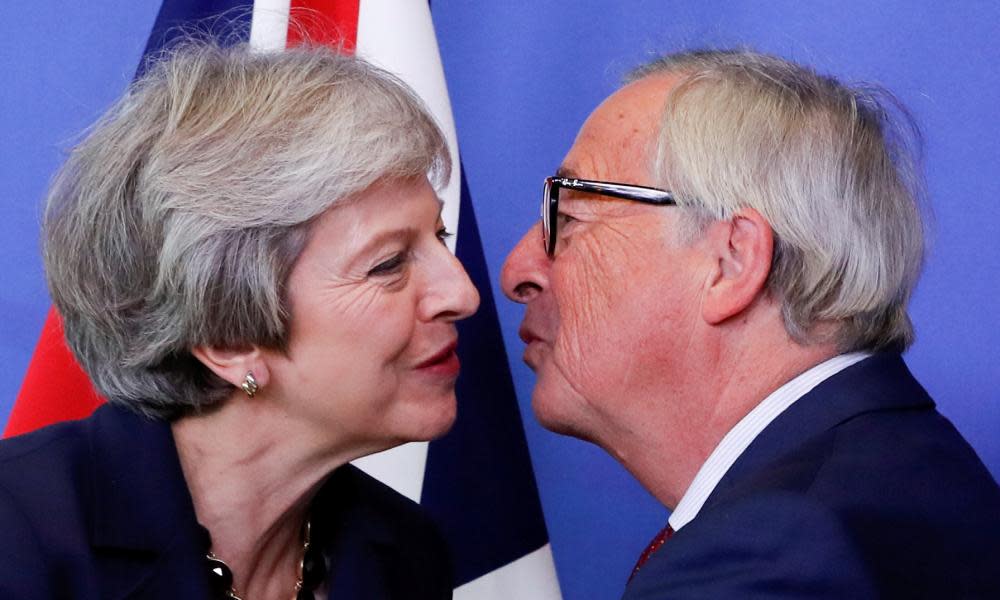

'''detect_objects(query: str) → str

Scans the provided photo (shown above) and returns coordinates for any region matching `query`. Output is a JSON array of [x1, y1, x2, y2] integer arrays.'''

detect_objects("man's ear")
[[702, 207, 774, 325], [190, 345, 270, 392]]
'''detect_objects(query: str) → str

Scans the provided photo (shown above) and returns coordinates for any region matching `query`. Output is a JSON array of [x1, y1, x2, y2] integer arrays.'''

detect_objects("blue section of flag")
[[421, 166, 550, 586], [140, 0, 253, 76]]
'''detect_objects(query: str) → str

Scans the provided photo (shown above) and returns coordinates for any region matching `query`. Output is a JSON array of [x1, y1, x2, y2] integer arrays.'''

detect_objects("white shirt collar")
[[667, 352, 871, 532]]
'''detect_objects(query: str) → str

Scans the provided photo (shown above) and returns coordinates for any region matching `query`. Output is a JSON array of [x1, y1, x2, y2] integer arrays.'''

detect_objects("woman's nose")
[[423, 247, 480, 322]]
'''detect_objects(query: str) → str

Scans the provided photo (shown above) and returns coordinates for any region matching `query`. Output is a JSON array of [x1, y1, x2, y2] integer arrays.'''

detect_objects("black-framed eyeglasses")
[[542, 176, 677, 256]]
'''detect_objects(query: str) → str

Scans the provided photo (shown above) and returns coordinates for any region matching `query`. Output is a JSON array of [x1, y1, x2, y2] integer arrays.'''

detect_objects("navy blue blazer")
[[624, 354, 1000, 599], [0, 404, 453, 599]]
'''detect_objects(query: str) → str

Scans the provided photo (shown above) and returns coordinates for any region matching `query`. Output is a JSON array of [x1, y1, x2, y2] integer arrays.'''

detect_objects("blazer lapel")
[[324, 530, 396, 599], [704, 353, 935, 509], [315, 465, 403, 600], [86, 405, 213, 600]]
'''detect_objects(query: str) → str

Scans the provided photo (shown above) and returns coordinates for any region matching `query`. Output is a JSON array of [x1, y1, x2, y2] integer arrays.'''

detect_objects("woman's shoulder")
[[0, 403, 175, 538], [0, 412, 99, 597], [0, 412, 93, 490]]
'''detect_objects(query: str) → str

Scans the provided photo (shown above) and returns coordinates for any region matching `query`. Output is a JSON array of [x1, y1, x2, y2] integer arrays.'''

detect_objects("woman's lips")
[[416, 342, 460, 376]]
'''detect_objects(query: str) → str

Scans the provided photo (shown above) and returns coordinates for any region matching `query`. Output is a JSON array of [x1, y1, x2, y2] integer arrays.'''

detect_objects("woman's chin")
[[405, 393, 458, 442]]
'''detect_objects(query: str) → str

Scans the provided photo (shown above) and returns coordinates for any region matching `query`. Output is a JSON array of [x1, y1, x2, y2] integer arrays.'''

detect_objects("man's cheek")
[[572, 233, 627, 311], [553, 291, 614, 389]]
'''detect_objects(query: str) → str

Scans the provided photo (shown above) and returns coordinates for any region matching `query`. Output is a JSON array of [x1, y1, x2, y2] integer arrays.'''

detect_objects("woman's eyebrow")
[[355, 227, 418, 257]]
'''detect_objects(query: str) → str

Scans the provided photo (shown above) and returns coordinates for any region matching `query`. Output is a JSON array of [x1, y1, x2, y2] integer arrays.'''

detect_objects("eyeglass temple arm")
[[558, 179, 675, 204]]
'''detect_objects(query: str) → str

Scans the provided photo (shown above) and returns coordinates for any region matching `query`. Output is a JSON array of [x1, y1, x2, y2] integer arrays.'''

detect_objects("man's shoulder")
[[632, 355, 1000, 598], [820, 401, 998, 491], [725, 352, 998, 510], [743, 397, 999, 499], [628, 488, 879, 599], [656, 405, 1000, 598], [631, 466, 999, 599], [813, 406, 1000, 585]]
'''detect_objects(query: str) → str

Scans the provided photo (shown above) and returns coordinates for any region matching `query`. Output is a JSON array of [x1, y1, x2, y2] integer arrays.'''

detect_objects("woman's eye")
[[436, 227, 454, 244], [368, 253, 407, 276]]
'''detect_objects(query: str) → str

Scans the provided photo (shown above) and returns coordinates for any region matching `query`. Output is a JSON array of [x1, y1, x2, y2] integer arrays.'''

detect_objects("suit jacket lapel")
[[315, 465, 403, 599], [704, 353, 934, 510], [324, 526, 396, 599], [86, 405, 213, 600]]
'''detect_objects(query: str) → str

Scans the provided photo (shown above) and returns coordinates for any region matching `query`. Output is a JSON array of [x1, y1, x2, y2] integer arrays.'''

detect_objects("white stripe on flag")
[[249, 0, 290, 51], [455, 544, 562, 599], [355, 0, 462, 253], [350, 0, 462, 504], [351, 442, 427, 504]]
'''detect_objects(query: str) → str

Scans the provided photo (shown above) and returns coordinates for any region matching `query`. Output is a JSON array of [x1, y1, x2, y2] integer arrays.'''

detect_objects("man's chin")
[[531, 385, 583, 438]]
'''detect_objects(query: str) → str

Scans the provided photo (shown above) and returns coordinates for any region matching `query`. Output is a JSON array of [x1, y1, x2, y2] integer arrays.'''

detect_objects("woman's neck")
[[171, 395, 355, 598]]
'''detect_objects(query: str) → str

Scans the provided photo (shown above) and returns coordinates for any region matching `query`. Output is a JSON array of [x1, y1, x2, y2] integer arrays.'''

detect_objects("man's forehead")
[[560, 73, 679, 186]]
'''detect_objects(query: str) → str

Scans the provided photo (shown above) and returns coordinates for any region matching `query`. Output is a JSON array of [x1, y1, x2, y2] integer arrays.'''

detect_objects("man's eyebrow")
[[555, 166, 581, 179]]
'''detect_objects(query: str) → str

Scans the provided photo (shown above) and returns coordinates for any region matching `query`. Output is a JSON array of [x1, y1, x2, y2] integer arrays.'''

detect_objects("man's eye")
[[368, 253, 407, 276], [556, 213, 577, 232], [436, 227, 454, 244]]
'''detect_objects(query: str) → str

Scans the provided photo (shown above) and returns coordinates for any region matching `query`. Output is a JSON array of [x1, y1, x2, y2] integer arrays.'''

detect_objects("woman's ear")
[[190, 345, 270, 393], [701, 207, 774, 325]]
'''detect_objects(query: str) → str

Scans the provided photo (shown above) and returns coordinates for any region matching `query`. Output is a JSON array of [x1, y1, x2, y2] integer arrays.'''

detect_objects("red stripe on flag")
[[4, 309, 104, 438], [287, 0, 360, 51]]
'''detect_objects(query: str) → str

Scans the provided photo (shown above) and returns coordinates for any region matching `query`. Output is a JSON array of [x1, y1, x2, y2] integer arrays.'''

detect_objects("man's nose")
[[501, 222, 549, 304]]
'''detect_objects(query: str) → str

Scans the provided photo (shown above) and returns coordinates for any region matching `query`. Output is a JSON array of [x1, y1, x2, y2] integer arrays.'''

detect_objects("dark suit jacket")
[[0, 404, 453, 599], [623, 354, 1000, 599]]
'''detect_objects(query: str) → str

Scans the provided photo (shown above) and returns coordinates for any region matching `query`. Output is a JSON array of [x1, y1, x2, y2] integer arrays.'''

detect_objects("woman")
[[0, 41, 478, 599]]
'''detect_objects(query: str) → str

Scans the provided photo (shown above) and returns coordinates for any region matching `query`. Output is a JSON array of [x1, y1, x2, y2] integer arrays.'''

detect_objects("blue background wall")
[[2, 3, 998, 600]]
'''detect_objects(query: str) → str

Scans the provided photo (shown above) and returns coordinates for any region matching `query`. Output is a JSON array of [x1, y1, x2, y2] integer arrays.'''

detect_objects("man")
[[501, 50, 1000, 598]]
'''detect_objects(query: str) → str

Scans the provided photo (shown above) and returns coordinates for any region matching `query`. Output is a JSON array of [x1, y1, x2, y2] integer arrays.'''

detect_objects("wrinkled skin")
[[263, 176, 480, 456], [501, 75, 708, 454]]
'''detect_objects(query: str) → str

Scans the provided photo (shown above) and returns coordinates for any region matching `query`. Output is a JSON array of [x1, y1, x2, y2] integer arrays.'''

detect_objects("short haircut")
[[43, 41, 450, 419], [630, 50, 926, 352]]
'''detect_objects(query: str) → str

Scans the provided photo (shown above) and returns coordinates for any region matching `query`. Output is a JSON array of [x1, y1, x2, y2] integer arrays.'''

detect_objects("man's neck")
[[614, 322, 839, 509]]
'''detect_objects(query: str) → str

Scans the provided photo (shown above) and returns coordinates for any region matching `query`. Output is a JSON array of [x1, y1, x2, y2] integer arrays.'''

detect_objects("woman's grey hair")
[[43, 41, 450, 420], [629, 50, 926, 353]]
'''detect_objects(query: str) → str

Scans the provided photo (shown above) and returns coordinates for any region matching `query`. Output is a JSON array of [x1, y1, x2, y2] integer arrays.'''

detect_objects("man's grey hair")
[[630, 50, 926, 353], [43, 41, 450, 419]]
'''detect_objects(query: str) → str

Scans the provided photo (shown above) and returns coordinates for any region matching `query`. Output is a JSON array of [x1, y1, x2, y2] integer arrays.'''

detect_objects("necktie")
[[629, 524, 675, 582]]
